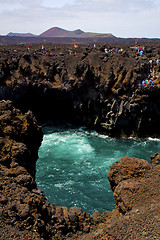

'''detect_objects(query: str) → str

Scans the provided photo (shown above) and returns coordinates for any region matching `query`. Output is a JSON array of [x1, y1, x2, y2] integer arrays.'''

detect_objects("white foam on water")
[[148, 137, 160, 142], [40, 130, 95, 162], [55, 183, 63, 189]]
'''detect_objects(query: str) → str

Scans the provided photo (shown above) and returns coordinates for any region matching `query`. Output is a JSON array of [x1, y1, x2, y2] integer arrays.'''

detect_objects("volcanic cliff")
[[0, 43, 160, 138], [0, 43, 160, 239]]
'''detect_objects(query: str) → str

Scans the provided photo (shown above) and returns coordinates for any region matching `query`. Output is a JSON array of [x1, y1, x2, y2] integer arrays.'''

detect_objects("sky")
[[0, 0, 160, 38]]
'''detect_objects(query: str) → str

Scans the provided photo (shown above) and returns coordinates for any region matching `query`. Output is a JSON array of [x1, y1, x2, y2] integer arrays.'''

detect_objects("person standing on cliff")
[[150, 62, 155, 73], [149, 60, 152, 74]]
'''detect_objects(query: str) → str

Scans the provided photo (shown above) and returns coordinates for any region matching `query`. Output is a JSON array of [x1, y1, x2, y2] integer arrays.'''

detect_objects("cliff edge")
[[0, 43, 160, 138]]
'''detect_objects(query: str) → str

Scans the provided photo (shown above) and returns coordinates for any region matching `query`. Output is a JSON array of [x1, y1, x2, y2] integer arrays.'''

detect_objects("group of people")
[[137, 46, 145, 55], [149, 58, 159, 73], [104, 48, 123, 54], [141, 58, 160, 86], [142, 79, 153, 85], [130, 44, 145, 55]]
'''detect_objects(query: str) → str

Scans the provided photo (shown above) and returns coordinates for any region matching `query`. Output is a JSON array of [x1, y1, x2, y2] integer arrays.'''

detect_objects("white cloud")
[[74, 0, 157, 12], [0, 0, 159, 38], [42, 0, 76, 8]]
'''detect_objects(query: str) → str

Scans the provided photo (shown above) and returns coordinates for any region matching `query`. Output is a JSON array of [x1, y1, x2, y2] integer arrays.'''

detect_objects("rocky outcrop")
[[108, 156, 150, 192], [0, 100, 43, 178], [104, 154, 160, 239], [0, 43, 160, 138], [0, 100, 160, 239], [80, 154, 160, 239]]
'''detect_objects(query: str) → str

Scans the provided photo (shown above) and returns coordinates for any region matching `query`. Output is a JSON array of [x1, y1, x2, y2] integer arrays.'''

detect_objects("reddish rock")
[[150, 152, 160, 165], [108, 156, 150, 191]]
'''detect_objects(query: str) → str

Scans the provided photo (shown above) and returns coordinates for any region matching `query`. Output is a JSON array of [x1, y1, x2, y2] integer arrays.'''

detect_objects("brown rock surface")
[[108, 156, 150, 191], [0, 43, 160, 138]]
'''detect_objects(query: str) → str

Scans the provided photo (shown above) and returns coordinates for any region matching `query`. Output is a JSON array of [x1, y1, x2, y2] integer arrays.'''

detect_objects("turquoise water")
[[36, 125, 160, 214]]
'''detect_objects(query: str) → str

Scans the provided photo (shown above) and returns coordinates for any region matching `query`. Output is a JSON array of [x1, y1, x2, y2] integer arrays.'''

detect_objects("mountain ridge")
[[6, 27, 115, 38], [1, 27, 160, 45], [7, 32, 36, 37]]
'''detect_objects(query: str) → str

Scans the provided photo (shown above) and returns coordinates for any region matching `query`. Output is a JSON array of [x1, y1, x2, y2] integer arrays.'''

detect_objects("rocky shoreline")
[[0, 43, 160, 239]]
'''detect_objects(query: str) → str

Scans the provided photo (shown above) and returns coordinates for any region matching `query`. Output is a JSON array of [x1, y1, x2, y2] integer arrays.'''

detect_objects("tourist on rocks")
[[157, 59, 159, 65], [135, 41, 138, 46], [142, 80, 145, 85], [142, 79, 148, 85], [150, 62, 155, 73], [140, 50, 143, 55], [149, 79, 153, 85]]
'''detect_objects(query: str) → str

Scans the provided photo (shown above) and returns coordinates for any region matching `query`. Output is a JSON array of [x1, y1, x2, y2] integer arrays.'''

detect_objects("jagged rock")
[[108, 156, 150, 191], [150, 152, 160, 165], [0, 43, 160, 137], [0, 43, 160, 239]]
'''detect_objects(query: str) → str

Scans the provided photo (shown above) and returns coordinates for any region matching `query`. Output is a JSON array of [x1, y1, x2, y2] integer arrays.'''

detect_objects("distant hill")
[[7, 32, 36, 37], [6, 27, 116, 38], [39, 27, 82, 37], [81, 32, 115, 38], [39, 27, 114, 38], [1, 27, 160, 45]]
